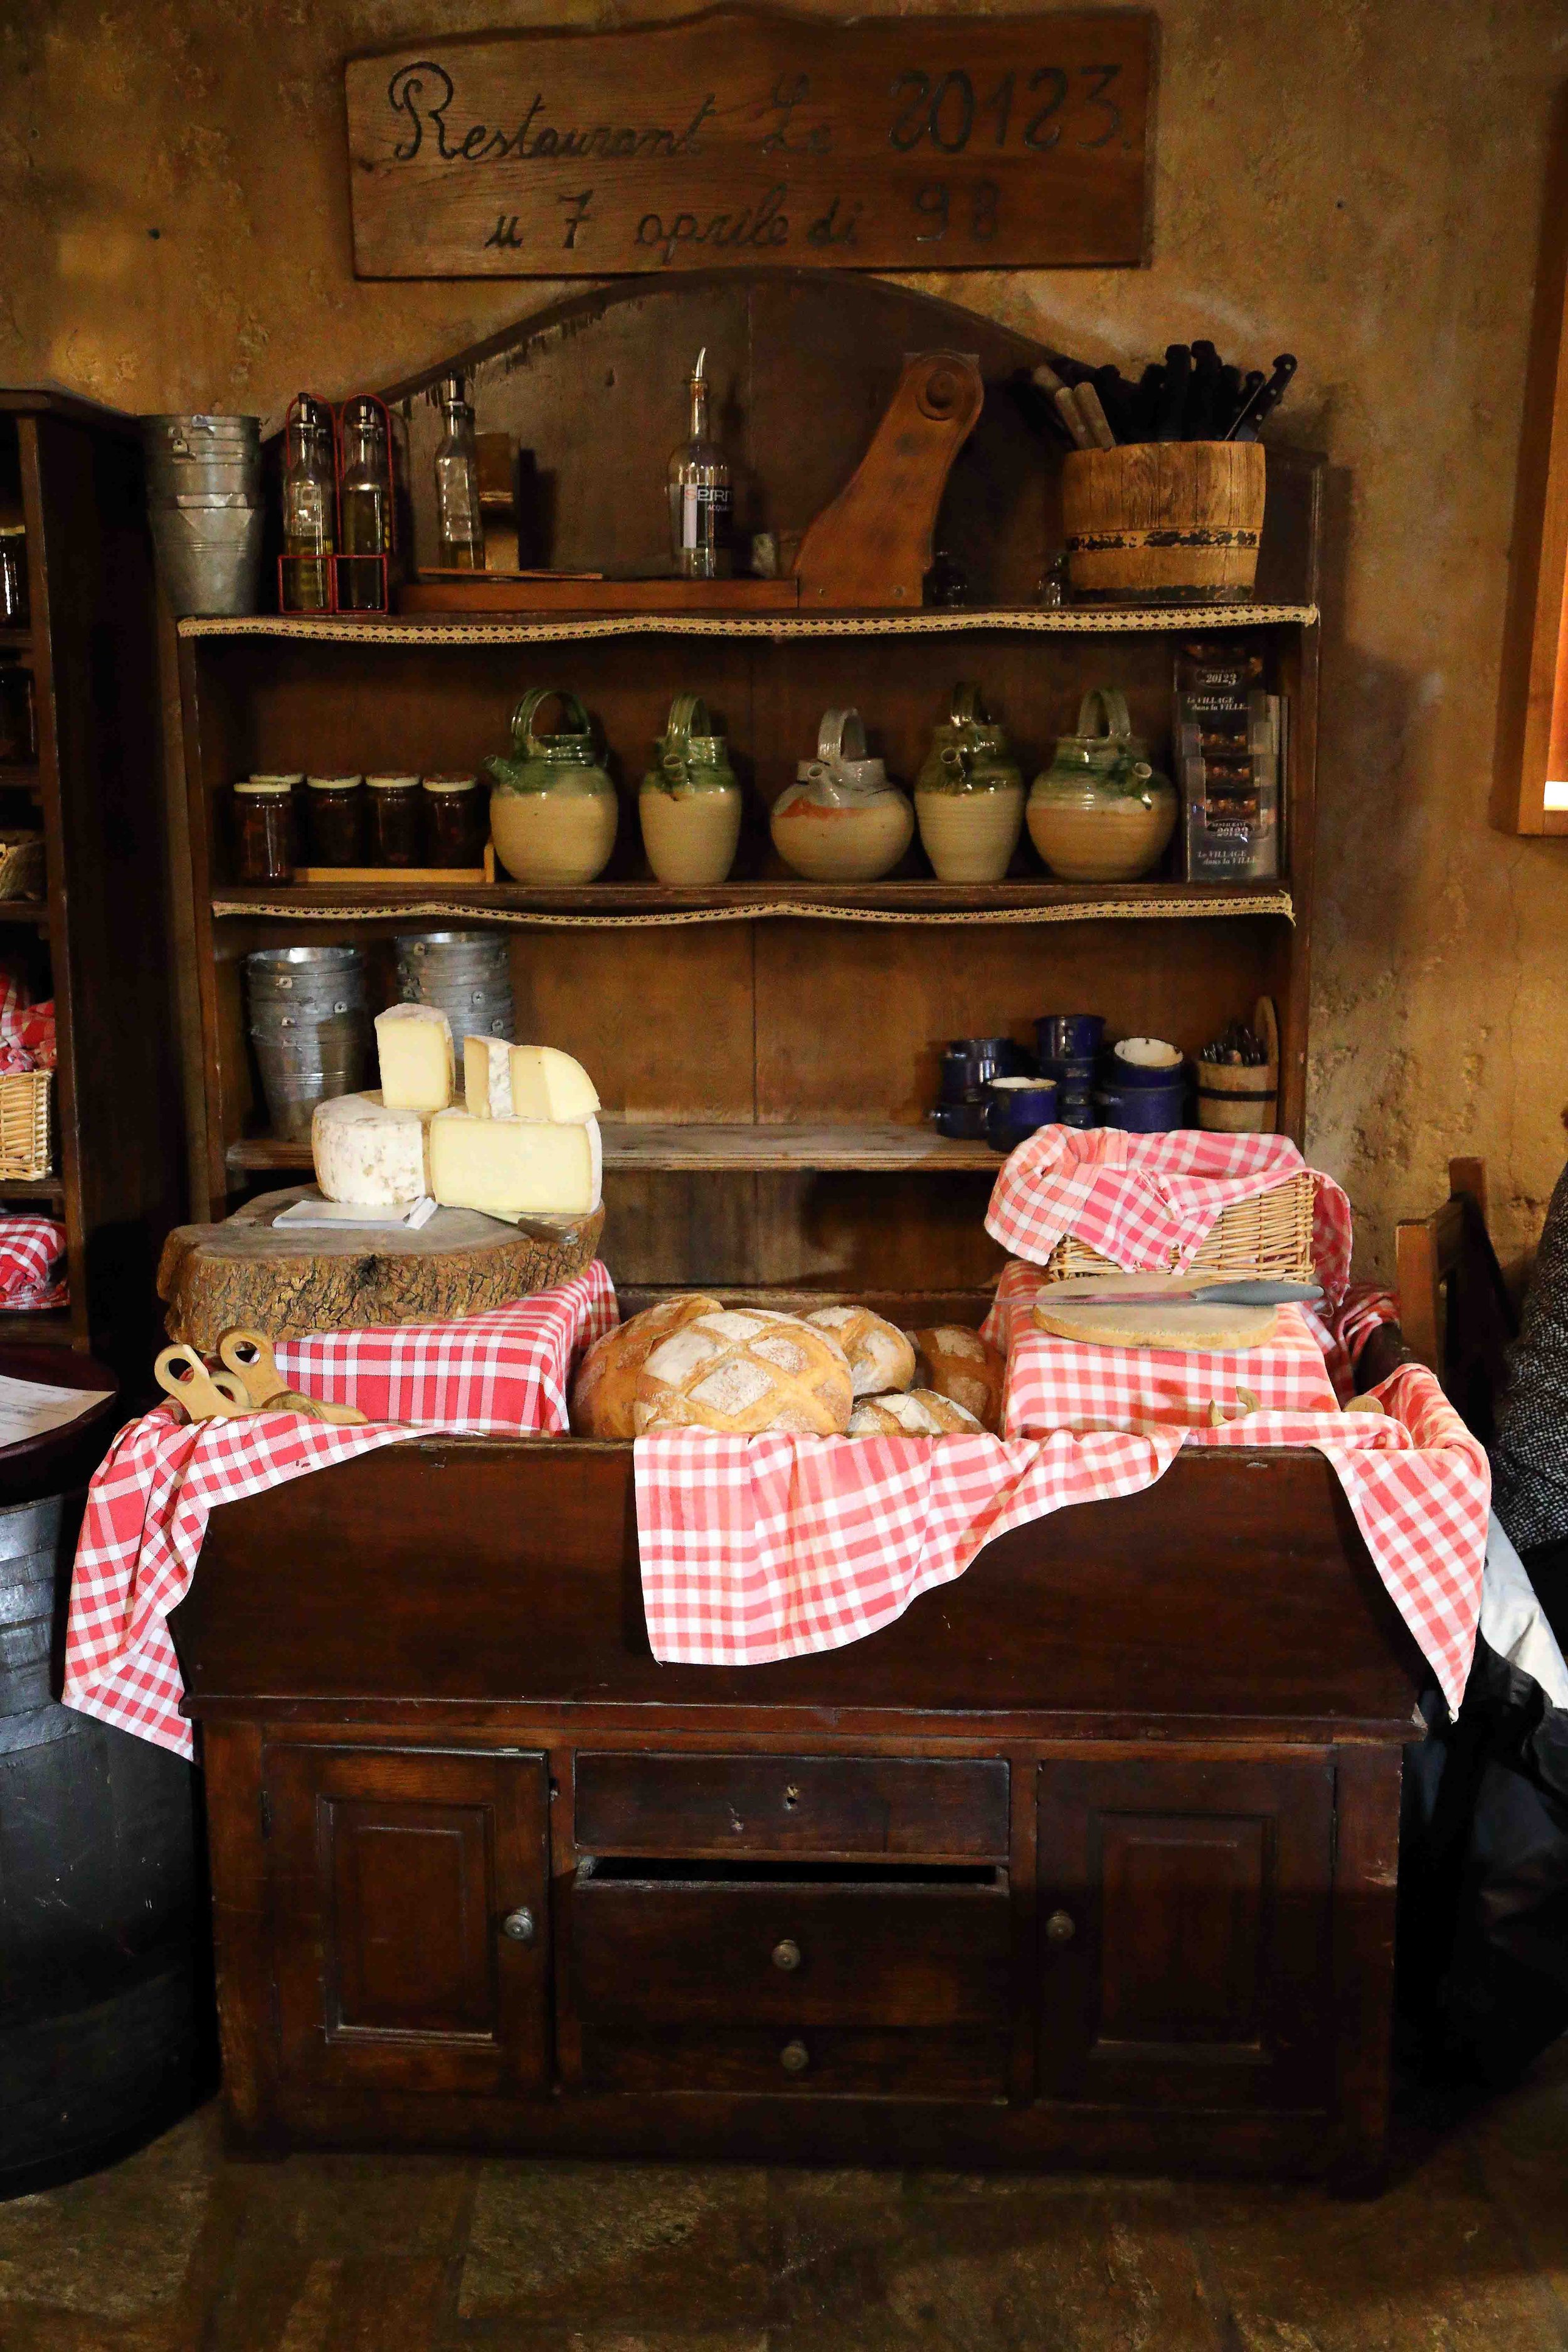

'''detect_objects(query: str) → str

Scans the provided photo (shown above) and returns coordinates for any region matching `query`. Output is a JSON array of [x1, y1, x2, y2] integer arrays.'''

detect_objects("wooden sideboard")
[[172, 1433, 1421, 2181]]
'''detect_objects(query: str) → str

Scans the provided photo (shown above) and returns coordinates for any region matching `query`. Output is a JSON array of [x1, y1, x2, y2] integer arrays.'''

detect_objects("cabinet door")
[[1037, 1756, 1333, 2113], [267, 1745, 549, 2097]]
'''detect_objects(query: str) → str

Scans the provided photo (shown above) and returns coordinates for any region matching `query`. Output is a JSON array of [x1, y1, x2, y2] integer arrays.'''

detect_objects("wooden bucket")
[[1195, 1061, 1278, 1133], [1062, 442, 1266, 605]]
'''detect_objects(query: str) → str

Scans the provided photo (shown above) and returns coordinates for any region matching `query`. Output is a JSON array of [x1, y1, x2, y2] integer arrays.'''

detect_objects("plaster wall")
[[2, 0, 1565, 1273]]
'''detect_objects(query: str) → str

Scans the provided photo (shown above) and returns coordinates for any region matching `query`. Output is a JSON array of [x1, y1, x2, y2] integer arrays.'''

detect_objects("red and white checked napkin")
[[0, 1214, 66, 1307], [985, 1126, 1353, 1305], [1002, 1300, 1340, 1434], [63, 1266, 617, 1761], [635, 1359, 1488, 1717]]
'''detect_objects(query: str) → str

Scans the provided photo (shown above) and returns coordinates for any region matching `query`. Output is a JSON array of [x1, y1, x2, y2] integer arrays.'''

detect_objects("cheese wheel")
[[312, 1090, 429, 1205], [909, 1325, 1006, 1434], [848, 1389, 984, 1436], [428, 1109, 602, 1217], [804, 1304, 916, 1397], [572, 1293, 721, 1438], [376, 1003, 454, 1113], [510, 1044, 600, 1123], [634, 1308, 852, 1436], [464, 1035, 513, 1119]]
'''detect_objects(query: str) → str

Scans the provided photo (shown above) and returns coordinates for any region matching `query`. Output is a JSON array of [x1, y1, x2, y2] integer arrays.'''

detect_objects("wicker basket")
[[1041, 1171, 1316, 1285], [0, 833, 45, 901], [0, 1069, 51, 1179]]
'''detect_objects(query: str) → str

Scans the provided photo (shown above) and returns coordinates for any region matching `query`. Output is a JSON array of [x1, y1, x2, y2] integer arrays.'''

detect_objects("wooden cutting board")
[[158, 1186, 605, 1350], [1032, 1273, 1280, 1352]]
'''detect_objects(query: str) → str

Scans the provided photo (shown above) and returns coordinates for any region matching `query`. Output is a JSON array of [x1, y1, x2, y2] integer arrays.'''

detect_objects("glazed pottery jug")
[[484, 688, 618, 885], [639, 692, 743, 886], [770, 708, 914, 883], [1027, 686, 1177, 882], [914, 682, 1025, 882]]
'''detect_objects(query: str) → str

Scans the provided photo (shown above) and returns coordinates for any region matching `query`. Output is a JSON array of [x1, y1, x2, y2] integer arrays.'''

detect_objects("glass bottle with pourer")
[[667, 348, 733, 580], [434, 376, 485, 572], [281, 396, 335, 613], [337, 396, 389, 612]]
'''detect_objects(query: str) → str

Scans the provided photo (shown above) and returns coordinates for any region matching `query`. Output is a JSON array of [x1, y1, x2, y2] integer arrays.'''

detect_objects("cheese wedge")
[[376, 1003, 454, 1114], [509, 1044, 600, 1123], [312, 1091, 430, 1205], [464, 1034, 514, 1119], [428, 1110, 602, 1217]]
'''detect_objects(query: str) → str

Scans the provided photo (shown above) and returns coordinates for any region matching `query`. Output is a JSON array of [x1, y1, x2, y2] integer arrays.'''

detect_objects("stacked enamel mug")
[[1034, 1014, 1104, 1129]]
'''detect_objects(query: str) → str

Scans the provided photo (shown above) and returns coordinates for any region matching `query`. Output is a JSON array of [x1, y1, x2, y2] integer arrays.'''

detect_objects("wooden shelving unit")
[[0, 391, 184, 1367], [174, 278, 1320, 1298]]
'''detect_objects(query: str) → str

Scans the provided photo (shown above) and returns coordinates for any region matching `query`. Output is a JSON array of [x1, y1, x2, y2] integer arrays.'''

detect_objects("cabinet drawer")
[[574, 1752, 1009, 1859], [580, 2020, 1010, 2100]]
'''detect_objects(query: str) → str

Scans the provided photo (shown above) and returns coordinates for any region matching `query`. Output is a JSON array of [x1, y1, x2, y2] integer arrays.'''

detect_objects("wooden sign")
[[345, 7, 1153, 278]]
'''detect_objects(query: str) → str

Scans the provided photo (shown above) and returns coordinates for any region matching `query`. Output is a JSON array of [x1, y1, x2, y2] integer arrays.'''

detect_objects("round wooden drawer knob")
[[1046, 1909, 1076, 1946], [501, 1906, 536, 1944], [772, 1937, 802, 1973], [779, 2038, 810, 2075]]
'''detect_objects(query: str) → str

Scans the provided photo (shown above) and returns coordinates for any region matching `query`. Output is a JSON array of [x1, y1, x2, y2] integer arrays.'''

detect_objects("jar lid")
[[422, 773, 477, 792], [0, 523, 24, 540], [305, 773, 364, 790], [235, 776, 297, 795], [366, 773, 421, 789]]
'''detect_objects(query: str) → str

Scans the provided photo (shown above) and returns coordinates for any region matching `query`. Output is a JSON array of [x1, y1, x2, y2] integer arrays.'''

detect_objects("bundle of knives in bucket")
[[1022, 346, 1296, 452]]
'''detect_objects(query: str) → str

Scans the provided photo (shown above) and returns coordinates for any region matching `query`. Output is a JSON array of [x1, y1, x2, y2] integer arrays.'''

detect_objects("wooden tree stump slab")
[[157, 1187, 605, 1351]]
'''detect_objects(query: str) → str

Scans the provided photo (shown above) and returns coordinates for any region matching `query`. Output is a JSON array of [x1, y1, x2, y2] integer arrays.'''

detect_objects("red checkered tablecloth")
[[0, 1214, 66, 1307], [63, 1266, 617, 1760], [635, 1357, 1488, 1715], [1001, 1300, 1340, 1434], [985, 1126, 1353, 1304]]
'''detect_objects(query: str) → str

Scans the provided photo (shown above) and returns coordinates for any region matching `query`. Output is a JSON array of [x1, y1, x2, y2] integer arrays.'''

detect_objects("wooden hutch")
[[167, 278, 1420, 2182]]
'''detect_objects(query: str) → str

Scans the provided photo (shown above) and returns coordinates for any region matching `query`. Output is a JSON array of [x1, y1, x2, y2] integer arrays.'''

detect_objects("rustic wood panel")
[[575, 1751, 1009, 1858], [346, 9, 1153, 279]]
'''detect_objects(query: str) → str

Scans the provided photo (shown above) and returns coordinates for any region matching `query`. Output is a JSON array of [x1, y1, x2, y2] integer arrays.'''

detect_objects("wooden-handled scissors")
[[154, 1345, 252, 1424], [217, 1328, 368, 1426]]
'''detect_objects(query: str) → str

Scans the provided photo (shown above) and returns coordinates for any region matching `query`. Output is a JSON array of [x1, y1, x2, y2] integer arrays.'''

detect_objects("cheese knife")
[[1049, 1278, 1323, 1308]]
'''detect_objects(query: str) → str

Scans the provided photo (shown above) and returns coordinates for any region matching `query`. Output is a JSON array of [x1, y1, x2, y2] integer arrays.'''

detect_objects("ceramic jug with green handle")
[[1027, 686, 1176, 882], [914, 682, 1025, 882], [639, 692, 742, 885], [484, 688, 618, 885]]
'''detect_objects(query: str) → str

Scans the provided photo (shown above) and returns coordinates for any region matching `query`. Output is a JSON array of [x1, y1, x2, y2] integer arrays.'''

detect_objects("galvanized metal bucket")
[[246, 946, 368, 1139], [395, 931, 515, 1043], [142, 415, 264, 617]]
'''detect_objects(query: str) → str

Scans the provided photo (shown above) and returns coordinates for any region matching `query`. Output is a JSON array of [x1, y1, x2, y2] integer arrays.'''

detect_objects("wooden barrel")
[[1062, 442, 1266, 604], [1196, 1062, 1278, 1133], [0, 1490, 208, 2196]]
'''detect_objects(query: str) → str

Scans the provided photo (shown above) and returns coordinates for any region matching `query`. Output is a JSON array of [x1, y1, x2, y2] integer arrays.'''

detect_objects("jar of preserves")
[[366, 773, 422, 867], [422, 773, 487, 869], [233, 776, 299, 884], [304, 773, 364, 866]]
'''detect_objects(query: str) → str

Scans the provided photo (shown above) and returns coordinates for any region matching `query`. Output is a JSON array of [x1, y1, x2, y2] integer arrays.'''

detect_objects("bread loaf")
[[848, 1389, 984, 1436], [634, 1308, 852, 1436], [572, 1293, 721, 1437], [909, 1325, 1006, 1433], [803, 1304, 916, 1397]]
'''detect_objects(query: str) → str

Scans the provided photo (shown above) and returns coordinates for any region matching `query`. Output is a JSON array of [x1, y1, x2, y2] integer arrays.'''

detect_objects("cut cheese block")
[[509, 1044, 600, 1123], [464, 1034, 514, 1119], [428, 1109, 603, 1217], [376, 1003, 454, 1113], [312, 1091, 430, 1206]]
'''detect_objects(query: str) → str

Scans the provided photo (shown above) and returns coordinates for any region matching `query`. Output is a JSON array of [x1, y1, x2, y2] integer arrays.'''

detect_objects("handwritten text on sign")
[[345, 8, 1154, 277]]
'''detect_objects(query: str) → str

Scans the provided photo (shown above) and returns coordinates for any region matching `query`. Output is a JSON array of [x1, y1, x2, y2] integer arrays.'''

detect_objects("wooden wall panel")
[[509, 925, 755, 1121]]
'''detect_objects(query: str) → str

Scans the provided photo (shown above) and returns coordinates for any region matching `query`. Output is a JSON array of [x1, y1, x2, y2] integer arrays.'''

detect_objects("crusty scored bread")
[[634, 1308, 853, 1436], [849, 1388, 984, 1436], [803, 1303, 916, 1397], [572, 1293, 721, 1437], [909, 1324, 1006, 1433]]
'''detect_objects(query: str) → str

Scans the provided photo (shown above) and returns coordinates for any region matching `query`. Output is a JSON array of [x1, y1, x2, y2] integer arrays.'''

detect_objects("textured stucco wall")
[[3, 0, 1567, 1273]]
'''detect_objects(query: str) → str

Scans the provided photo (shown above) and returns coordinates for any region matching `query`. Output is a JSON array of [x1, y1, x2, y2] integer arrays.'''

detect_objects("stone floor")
[[4, 2053, 1568, 2351]]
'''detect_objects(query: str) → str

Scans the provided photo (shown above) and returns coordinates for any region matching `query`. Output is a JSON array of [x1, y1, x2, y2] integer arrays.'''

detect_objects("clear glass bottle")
[[337, 396, 388, 612], [433, 376, 484, 571], [667, 348, 732, 580], [281, 398, 336, 613]]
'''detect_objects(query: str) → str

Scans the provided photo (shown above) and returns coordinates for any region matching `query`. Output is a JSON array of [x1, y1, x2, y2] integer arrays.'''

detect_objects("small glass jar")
[[0, 526, 28, 626], [423, 773, 486, 869], [305, 773, 365, 866], [0, 664, 35, 763], [367, 773, 422, 867], [233, 776, 299, 884]]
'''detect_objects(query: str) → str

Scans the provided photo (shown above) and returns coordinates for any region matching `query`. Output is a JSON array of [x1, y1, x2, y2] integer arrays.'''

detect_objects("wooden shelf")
[[228, 1121, 1002, 1180], [178, 603, 1318, 647], [0, 898, 47, 927], [0, 1175, 65, 1202], [0, 629, 31, 655], [0, 1306, 75, 1344], [213, 879, 1295, 926]]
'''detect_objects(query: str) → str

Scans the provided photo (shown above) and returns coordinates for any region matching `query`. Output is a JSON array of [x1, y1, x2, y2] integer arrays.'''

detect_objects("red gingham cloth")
[[0, 1213, 65, 1306], [1000, 1300, 1340, 1434], [985, 1126, 1353, 1306], [635, 1358, 1488, 1715], [62, 1266, 617, 1761]]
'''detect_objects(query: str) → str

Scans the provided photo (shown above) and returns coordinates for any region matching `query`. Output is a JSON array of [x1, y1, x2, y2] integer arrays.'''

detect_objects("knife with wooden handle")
[[1045, 1278, 1323, 1308]]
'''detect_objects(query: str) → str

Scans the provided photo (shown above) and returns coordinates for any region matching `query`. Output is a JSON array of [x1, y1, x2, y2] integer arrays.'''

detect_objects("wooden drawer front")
[[573, 1873, 1010, 2098], [574, 1753, 1009, 1859], [1037, 1755, 1334, 2115], [267, 1745, 550, 2097]]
